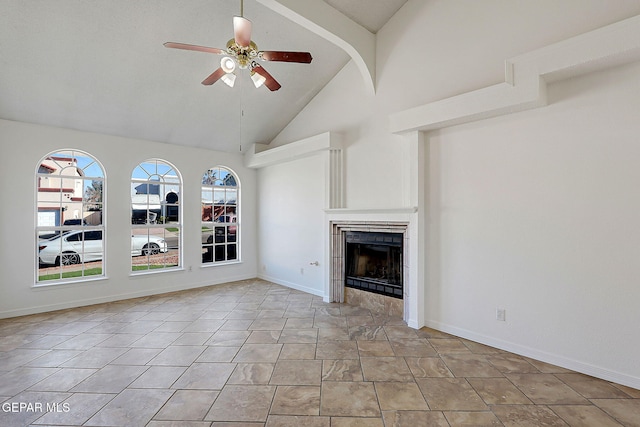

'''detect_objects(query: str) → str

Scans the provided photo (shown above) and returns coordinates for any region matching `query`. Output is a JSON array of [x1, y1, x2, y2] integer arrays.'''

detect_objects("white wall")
[[426, 61, 640, 387], [270, 0, 640, 209], [0, 119, 257, 318], [257, 0, 640, 387], [257, 153, 326, 296]]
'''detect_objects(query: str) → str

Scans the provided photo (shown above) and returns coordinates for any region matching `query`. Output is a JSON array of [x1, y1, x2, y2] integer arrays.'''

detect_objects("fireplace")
[[345, 231, 403, 299], [329, 220, 410, 320]]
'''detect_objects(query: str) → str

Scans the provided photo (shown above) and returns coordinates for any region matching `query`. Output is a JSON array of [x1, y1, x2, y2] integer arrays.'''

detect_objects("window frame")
[[201, 166, 240, 266], [35, 149, 106, 286], [130, 158, 182, 274]]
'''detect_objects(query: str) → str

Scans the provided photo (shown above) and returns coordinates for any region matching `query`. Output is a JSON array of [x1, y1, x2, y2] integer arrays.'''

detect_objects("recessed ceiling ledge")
[[256, 0, 376, 94], [244, 131, 342, 168], [390, 14, 640, 135]]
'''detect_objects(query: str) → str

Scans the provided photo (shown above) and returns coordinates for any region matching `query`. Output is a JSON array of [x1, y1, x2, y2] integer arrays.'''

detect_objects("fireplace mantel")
[[325, 207, 418, 215]]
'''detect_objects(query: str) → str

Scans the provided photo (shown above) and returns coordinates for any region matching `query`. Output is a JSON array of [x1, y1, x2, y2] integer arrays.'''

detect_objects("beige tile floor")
[[1, 279, 639, 427]]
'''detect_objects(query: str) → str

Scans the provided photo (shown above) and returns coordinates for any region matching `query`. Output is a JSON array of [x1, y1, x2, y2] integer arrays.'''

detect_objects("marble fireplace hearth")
[[345, 287, 403, 317]]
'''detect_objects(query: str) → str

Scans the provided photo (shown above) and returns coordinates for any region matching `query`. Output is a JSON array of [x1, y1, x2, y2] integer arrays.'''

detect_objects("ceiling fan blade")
[[201, 67, 226, 85], [233, 16, 252, 48], [260, 51, 313, 64], [164, 42, 225, 55], [252, 65, 281, 91]]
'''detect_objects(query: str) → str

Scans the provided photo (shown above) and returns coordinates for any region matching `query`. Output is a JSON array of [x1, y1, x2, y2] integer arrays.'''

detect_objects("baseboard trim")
[[257, 274, 324, 298], [425, 319, 640, 390], [0, 274, 255, 319]]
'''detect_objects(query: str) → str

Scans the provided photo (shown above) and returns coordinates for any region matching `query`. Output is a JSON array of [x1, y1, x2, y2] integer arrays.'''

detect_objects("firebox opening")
[[345, 231, 403, 299]]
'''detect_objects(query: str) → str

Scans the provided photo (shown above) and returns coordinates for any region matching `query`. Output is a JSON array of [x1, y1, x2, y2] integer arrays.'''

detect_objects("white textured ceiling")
[[324, 0, 407, 33], [0, 0, 405, 153]]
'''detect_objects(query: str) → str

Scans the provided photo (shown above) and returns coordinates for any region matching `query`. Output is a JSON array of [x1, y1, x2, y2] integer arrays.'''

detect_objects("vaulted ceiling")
[[0, 0, 407, 152]]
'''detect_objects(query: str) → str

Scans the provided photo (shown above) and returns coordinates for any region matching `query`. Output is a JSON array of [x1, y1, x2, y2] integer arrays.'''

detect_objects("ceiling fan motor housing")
[[226, 39, 258, 69]]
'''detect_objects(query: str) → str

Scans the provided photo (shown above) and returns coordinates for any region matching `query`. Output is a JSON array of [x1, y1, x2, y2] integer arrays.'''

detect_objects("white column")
[[403, 131, 427, 329], [327, 148, 344, 209]]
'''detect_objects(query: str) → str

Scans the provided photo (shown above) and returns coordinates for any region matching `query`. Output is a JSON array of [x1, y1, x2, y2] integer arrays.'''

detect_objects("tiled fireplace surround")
[[329, 219, 412, 324]]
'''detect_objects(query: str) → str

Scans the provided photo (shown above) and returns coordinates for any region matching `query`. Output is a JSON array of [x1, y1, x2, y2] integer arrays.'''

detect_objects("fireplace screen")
[[345, 231, 403, 299]]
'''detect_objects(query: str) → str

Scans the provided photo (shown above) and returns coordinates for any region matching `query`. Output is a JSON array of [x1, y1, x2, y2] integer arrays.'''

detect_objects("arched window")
[[131, 159, 181, 272], [201, 166, 239, 264], [36, 150, 105, 284]]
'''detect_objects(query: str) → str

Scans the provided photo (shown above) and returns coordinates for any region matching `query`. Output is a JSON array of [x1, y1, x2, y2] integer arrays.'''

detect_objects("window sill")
[[201, 260, 242, 268], [130, 266, 184, 277], [32, 275, 109, 289]]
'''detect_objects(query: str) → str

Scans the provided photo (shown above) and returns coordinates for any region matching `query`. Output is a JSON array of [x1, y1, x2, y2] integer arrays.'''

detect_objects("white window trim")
[[35, 149, 106, 286], [201, 166, 240, 265]]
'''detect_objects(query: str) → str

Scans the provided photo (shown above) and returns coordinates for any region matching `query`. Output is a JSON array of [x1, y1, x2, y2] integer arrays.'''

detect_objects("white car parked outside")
[[38, 230, 168, 266]]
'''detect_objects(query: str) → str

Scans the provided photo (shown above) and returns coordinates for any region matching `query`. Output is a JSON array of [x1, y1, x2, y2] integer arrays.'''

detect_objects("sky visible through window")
[[131, 160, 179, 197]]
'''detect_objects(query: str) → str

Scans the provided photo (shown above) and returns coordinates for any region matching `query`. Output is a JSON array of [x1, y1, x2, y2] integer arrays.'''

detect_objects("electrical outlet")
[[496, 308, 506, 321]]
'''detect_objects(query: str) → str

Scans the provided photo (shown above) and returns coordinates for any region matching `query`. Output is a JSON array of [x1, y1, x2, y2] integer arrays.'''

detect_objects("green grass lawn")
[[39, 267, 103, 281], [39, 264, 179, 280]]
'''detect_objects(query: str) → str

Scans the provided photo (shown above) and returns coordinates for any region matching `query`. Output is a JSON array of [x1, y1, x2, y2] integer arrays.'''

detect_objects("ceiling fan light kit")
[[164, 0, 312, 91], [250, 69, 266, 88], [220, 72, 236, 88], [220, 56, 236, 74]]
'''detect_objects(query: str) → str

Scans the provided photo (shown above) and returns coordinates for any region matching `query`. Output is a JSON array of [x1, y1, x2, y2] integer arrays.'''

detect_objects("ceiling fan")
[[164, 0, 312, 91]]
